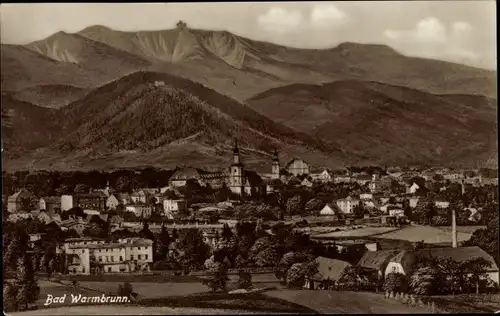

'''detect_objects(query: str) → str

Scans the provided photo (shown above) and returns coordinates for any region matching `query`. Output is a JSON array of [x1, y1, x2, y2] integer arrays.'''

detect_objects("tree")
[[236, 269, 253, 290], [286, 195, 303, 216], [383, 272, 408, 293], [177, 228, 210, 272], [15, 255, 40, 310], [275, 251, 314, 281], [117, 282, 134, 299], [3, 282, 19, 312], [249, 237, 273, 258], [285, 260, 318, 288], [461, 257, 492, 294], [304, 198, 325, 214], [410, 266, 439, 295], [156, 224, 171, 261], [221, 223, 233, 241], [464, 213, 499, 265], [202, 262, 229, 293], [353, 204, 367, 219], [336, 266, 368, 291], [74, 183, 89, 194], [254, 245, 282, 267]]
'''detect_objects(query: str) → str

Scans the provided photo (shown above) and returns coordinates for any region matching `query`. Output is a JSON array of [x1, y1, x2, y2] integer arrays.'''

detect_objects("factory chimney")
[[451, 207, 457, 248]]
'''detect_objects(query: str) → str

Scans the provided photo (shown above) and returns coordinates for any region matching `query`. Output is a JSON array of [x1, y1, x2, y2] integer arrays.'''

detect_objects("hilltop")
[[2, 72, 347, 171], [1, 24, 495, 107], [247, 80, 498, 167]]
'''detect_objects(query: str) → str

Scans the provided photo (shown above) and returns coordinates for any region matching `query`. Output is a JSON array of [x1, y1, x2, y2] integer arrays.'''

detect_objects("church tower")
[[229, 138, 244, 195], [271, 148, 280, 179]]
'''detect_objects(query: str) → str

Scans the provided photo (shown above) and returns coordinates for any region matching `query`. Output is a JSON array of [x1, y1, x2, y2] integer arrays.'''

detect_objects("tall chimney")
[[451, 208, 457, 248], [461, 180, 465, 195]]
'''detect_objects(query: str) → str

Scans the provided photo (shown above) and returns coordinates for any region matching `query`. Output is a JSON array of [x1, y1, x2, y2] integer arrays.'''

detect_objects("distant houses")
[[336, 196, 360, 214]]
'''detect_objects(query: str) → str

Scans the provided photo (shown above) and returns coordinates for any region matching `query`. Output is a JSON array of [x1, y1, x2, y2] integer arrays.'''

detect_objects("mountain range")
[[1, 23, 497, 171]]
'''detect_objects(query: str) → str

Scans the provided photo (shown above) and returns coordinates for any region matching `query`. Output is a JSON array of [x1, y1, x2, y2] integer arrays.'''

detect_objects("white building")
[[359, 193, 373, 200], [407, 183, 420, 194], [389, 208, 405, 217], [435, 200, 450, 209], [285, 158, 310, 177], [336, 196, 360, 214], [61, 195, 74, 211], [301, 178, 313, 188], [163, 199, 187, 214], [312, 170, 332, 183], [320, 204, 337, 216], [106, 195, 120, 210], [63, 237, 154, 275], [125, 205, 153, 218]]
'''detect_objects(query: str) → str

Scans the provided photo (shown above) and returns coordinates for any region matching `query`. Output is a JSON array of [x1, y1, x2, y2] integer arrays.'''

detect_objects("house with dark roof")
[[357, 249, 400, 281], [384, 250, 417, 277], [415, 246, 499, 285], [304, 256, 352, 290], [285, 158, 310, 177]]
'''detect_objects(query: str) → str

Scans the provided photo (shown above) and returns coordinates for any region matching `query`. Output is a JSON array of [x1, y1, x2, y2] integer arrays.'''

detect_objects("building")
[[285, 158, 310, 177], [60, 195, 73, 211], [74, 192, 107, 211], [407, 182, 420, 194], [60, 218, 87, 234], [116, 193, 131, 206], [357, 249, 400, 281], [163, 199, 187, 214], [131, 189, 148, 204], [39, 196, 61, 213], [271, 148, 280, 180], [304, 256, 352, 290], [301, 178, 313, 188], [320, 204, 338, 216], [359, 193, 373, 200], [388, 208, 405, 217], [336, 196, 360, 214], [384, 250, 416, 277], [408, 197, 420, 208], [7, 190, 35, 213], [106, 195, 120, 210], [435, 200, 450, 209], [125, 205, 154, 218], [64, 237, 154, 275], [228, 139, 264, 196], [312, 170, 333, 183], [415, 246, 499, 284]]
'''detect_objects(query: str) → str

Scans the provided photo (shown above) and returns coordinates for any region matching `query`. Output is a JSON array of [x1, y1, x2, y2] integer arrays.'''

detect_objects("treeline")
[[2, 168, 177, 197]]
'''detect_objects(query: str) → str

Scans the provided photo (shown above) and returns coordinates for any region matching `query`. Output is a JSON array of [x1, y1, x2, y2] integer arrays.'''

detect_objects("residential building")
[[131, 189, 148, 204], [388, 208, 405, 217], [312, 170, 332, 183], [60, 218, 86, 235], [163, 199, 187, 214], [285, 158, 310, 177], [320, 204, 338, 216], [61, 195, 74, 211], [7, 190, 35, 213], [357, 249, 400, 281], [125, 205, 154, 218], [384, 250, 416, 277], [106, 195, 120, 210], [415, 247, 499, 285], [74, 192, 107, 211], [301, 178, 313, 188], [304, 257, 352, 290], [64, 237, 154, 275], [407, 183, 420, 194], [435, 200, 450, 209], [116, 193, 131, 205], [360, 193, 373, 200], [39, 196, 61, 213], [336, 196, 360, 214]]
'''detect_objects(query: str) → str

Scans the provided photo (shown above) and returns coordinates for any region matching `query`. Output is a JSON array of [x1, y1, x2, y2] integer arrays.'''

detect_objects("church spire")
[[233, 138, 239, 154]]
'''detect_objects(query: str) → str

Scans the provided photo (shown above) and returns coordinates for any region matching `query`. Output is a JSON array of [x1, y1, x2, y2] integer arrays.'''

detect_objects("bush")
[[383, 272, 408, 293], [236, 269, 253, 290]]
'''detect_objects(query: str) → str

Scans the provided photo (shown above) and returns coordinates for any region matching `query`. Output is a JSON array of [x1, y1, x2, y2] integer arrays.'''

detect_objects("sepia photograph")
[[1, 1, 498, 314]]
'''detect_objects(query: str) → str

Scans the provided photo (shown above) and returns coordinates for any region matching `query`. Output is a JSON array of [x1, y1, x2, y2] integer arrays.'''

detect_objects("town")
[[3, 140, 499, 313]]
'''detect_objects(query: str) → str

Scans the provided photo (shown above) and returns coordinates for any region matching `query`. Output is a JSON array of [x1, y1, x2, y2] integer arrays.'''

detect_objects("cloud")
[[384, 17, 446, 43], [310, 4, 348, 29], [383, 17, 479, 63], [257, 7, 304, 33]]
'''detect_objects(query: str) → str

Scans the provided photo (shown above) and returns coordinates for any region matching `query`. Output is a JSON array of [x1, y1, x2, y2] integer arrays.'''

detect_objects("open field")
[[372, 225, 473, 244], [313, 226, 399, 238], [430, 293, 500, 313], [54, 274, 202, 283], [11, 305, 269, 315], [264, 290, 430, 313], [437, 225, 486, 234]]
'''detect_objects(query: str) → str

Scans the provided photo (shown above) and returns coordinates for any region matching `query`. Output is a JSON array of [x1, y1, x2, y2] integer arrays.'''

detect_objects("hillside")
[[2, 72, 347, 171], [1, 94, 60, 158], [9, 84, 90, 109], [2, 25, 494, 104], [247, 80, 498, 167]]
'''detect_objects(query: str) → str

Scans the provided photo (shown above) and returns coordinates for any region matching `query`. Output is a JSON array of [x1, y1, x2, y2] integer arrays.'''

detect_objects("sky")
[[0, 1, 496, 69]]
